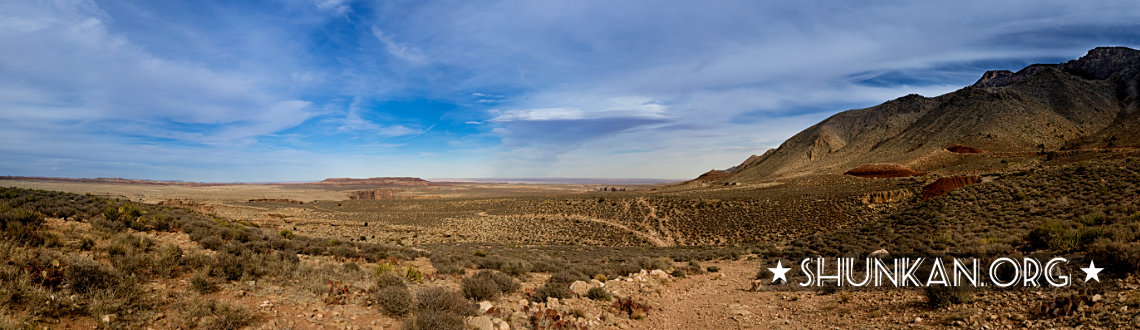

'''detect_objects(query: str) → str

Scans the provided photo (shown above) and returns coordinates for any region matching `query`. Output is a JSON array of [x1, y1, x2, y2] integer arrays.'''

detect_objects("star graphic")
[[769, 260, 791, 284], [1081, 260, 1103, 283]]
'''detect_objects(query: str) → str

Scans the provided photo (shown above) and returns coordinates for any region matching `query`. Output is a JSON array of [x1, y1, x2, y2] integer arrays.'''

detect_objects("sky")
[[1, 0, 1139, 181]]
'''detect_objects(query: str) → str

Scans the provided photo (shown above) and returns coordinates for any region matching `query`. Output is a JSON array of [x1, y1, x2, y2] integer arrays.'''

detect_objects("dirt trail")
[[567, 215, 670, 247], [640, 260, 931, 329]]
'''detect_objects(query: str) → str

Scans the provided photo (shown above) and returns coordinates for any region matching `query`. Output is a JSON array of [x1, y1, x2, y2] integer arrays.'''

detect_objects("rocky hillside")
[[716, 46, 1140, 182]]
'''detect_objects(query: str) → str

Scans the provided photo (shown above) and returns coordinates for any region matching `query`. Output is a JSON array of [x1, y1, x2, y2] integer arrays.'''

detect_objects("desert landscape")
[[3, 47, 1140, 329]]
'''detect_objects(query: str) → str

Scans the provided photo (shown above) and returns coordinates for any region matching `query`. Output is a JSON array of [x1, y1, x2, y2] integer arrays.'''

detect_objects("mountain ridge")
[[710, 46, 1140, 183]]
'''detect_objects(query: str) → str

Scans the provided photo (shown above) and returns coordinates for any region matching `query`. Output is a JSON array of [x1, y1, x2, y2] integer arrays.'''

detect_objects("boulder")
[[468, 316, 494, 330], [570, 281, 590, 296], [869, 249, 890, 259], [649, 269, 669, 279], [478, 301, 494, 314]]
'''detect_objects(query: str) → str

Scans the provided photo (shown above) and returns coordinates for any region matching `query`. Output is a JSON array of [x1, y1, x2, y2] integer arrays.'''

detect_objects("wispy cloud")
[[2, 0, 1139, 180], [370, 26, 426, 63]]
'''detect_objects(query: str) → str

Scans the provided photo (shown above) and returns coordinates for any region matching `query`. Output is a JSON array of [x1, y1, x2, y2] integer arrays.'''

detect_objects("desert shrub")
[[154, 244, 184, 277], [685, 259, 705, 275], [198, 236, 224, 250], [181, 298, 253, 330], [415, 286, 476, 318], [638, 257, 672, 271], [1027, 221, 1079, 251], [191, 273, 214, 294], [924, 285, 971, 309], [376, 285, 412, 316], [706, 266, 720, 273], [407, 310, 465, 330], [473, 256, 504, 270], [435, 263, 466, 275], [65, 258, 121, 294], [586, 287, 611, 301], [279, 229, 294, 239], [499, 260, 530, 278], [0, 207, 45, 245], [78, 237, 95, 251], [532, 281, 572, 302], [548, 270, 587, 285], [376, 271, 406, 289], [1086, 238, 1140, 275], [211, 252, 251, 281], [461, 270, 518, 301]]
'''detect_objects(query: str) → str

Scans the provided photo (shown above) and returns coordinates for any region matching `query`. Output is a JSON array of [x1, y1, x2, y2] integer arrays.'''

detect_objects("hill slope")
[[718, 46, 1140, 182]]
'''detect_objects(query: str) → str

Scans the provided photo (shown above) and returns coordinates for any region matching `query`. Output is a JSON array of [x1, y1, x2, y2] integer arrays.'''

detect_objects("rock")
[[1092, 294, 1103, 303], [869, 249, 889, 259], [914, 317, 923, 323], [497, 321, 510, 330], [749, 280, 764, 291], [570, 281, 590, 296], [590, 279, 605, 288], [260, 300, 274, 309], [101, 314, 117, 324], [649, 269, 669, 279], [728, 304, 752, 316], [478, 301, 494, 314], [468, 316, 494, 330]]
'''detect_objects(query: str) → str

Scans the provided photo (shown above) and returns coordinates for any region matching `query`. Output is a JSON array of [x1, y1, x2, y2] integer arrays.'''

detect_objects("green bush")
[[65, 258, 121, 294], [499, 260, 530, 278], [586, 287, 611, 301], [1027, 221, 1078, 251], [531, 281, 572, 302], [0, 207, 45, 245]]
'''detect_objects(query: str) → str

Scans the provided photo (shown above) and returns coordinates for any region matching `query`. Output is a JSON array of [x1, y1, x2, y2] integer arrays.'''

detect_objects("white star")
[[1081, 260, 1103, 283], [769, 260, 791, 284]]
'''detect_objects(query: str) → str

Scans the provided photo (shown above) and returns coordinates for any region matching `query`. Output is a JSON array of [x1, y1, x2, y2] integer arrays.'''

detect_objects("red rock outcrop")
[[946, 144, 987, 154], [247, 198, 303, 204], [843, 163, 921, 178], [922, 176, 981, 199]]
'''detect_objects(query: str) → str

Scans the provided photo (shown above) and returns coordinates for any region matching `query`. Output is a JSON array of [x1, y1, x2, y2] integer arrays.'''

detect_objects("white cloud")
[[0, 1, 315, 145], [314, 0, 351, 15], [370, 26, 426, 63]]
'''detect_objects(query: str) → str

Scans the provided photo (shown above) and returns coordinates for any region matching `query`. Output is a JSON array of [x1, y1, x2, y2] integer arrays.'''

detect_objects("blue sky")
[[1, 0, 1139, 181]]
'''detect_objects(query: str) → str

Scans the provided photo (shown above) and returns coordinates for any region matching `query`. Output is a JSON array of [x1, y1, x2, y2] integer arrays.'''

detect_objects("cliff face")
[[712, 47, 1140, 183]]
